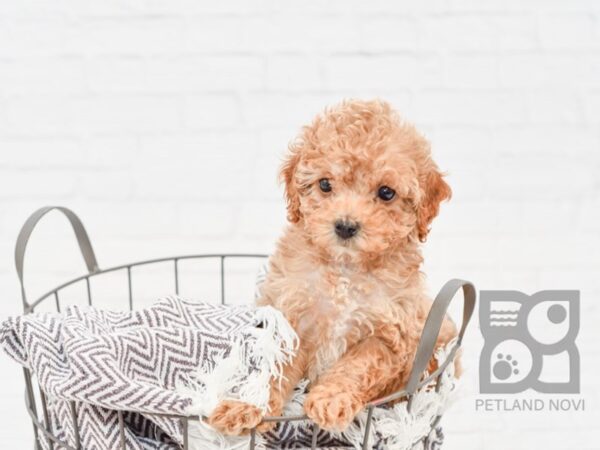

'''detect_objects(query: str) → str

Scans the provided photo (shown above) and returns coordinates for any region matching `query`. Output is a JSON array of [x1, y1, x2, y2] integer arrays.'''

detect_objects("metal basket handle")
[[15, 206, 99, 310], [405, 279, 476, 395]]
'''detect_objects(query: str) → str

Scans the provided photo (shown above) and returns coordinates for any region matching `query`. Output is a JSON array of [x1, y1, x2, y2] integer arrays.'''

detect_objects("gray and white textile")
[[1, 295, 453, 450]]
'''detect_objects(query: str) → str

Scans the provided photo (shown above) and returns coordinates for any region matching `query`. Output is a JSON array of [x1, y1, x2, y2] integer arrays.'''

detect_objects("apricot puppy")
[[209, 99, 457, 434]]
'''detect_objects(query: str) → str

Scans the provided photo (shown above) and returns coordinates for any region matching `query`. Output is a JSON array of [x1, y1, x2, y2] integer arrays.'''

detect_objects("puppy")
[[209, 99, 457, 435]]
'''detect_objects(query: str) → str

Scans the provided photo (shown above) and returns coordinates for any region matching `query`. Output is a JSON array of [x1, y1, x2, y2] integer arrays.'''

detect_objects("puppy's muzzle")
[[334, 219, 360, 240]]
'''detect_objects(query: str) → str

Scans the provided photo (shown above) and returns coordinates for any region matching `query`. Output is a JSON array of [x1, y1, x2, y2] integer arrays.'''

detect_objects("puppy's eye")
[[319, 178, 332, 193], [377, 186, 396, 201]]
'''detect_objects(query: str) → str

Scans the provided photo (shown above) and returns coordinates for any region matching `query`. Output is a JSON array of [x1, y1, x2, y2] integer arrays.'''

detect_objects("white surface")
[[1, 0, 599, 448]]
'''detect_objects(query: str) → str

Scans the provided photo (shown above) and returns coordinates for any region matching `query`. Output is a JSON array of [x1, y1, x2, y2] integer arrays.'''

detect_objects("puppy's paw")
[[208, 400, 264, 436], [304, 385, 362, 431]]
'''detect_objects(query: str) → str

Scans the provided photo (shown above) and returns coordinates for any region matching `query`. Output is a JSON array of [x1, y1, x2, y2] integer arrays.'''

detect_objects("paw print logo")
[[493, 354, 519, 380], [479, 290, 579, 394]]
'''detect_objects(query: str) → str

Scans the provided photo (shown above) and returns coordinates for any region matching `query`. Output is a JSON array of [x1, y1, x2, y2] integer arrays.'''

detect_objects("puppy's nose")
[[334, 219, 360, 240]]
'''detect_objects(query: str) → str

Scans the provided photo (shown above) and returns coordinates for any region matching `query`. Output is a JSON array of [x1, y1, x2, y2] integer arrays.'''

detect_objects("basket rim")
[[24, 252, 462, 414], [26, 253, 269, 312]]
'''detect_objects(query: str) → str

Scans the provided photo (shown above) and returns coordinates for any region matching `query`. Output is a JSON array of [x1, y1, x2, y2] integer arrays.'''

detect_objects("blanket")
[[1, 296, 454, 450]]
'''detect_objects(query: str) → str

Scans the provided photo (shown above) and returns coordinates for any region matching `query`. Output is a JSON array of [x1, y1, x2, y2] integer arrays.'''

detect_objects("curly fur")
[[209, 99, 457, 434]]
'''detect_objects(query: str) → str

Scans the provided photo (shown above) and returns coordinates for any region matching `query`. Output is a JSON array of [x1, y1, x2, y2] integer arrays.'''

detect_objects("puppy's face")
[[281, 100, 451, 265]]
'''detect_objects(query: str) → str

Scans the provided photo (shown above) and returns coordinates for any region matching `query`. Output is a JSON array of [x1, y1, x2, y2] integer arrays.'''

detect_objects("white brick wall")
[[1, 1, 599, 448]]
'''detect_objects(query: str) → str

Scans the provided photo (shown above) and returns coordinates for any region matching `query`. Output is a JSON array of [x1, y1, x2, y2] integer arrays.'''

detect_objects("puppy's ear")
[[280, 146, 302, 223], [416, 166, 451, 242]]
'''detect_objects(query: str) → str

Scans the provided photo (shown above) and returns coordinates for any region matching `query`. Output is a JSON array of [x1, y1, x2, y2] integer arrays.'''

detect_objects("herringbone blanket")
[[1, 297, 452, 450]]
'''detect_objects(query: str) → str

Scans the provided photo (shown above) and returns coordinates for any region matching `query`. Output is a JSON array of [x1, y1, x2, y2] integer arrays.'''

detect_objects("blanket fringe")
[[179, 305, 298, 450], [182, 317, 457, 450]]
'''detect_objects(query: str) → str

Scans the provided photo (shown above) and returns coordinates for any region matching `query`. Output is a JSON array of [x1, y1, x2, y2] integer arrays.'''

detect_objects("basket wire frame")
[[15, 206, 475, 450]]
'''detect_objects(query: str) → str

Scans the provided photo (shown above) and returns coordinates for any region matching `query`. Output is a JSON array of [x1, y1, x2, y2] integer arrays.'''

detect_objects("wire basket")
[[13, 206, 475, 450]]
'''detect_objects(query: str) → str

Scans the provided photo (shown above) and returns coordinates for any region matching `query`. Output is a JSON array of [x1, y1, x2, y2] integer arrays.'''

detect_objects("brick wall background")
[[1, 0, 599, 448]]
